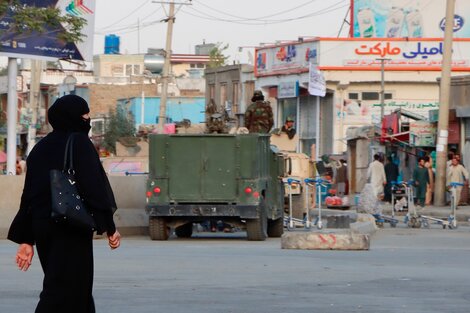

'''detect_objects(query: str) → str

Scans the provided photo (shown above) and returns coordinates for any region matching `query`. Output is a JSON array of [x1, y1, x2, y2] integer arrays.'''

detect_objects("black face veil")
[[48, 95, 91, 133]]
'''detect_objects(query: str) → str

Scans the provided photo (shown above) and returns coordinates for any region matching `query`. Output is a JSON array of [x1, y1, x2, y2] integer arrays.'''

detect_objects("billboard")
[[319, 38, 470, 71], [352, 0, 470, 38], [0, 0, 95, 61], [255, 41, 319, 77]]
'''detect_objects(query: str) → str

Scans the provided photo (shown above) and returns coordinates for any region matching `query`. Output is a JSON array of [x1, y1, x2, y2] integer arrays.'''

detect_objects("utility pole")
[[6, 58, 18, 175], [153, 1, 191, 132], [27, 59, 42, 155], [157, 1, 175, 133], [376, 58, 391, 122], [434, 0, 456, 206]]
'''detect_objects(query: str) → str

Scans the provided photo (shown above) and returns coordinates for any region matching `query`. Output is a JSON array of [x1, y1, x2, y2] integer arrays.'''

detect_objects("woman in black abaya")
[[8, 95, 121, 313]]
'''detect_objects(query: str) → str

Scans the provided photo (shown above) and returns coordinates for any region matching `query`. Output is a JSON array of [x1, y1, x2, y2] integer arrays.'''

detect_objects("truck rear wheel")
[[246, 203, 268, 241], [175, 223, 193, 238], [149, 217, 170, 240], [267, 217, 284, 237]]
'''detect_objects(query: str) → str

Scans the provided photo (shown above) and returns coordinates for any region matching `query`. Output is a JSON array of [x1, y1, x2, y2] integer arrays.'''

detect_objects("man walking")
[[384, 156, 399, 203], [367, 154, 386, 200], [413, 157, 429, 207], [447, 157, 469, 207]]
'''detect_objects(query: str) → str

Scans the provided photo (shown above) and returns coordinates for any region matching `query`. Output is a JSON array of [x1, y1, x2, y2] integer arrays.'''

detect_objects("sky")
[[95, 0, 351, 63], [0, 0, 350, 67]]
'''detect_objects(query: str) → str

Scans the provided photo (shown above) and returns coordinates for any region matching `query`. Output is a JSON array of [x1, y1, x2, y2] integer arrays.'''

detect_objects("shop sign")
[[278, 81, 299, 99], [410, 121, 437, 147]]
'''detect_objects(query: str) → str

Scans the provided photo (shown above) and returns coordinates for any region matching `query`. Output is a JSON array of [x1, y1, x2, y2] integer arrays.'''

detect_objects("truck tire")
[[267, 217, 284, 237], [175, 223, 193, 238], [246, 202, 268, 241], [149, 217, 170, 240]]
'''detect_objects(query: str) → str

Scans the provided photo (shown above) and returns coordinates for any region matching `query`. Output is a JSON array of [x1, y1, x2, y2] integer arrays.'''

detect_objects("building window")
[[245, 81, 255, 106], [196, 63, 205, 69], [220, 83, 227, 108], [209, 84, 215, 100], [232, 82, 239, 114], [111, 64, 124, 76], [385, 93, 393, 100], [361, 92, 380, 101], [348, 93, 359, 100], [190, 63, 196, 69]]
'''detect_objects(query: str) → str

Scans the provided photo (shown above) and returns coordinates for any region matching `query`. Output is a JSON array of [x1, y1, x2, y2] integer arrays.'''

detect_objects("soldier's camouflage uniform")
[[244, 101, 274, 133]]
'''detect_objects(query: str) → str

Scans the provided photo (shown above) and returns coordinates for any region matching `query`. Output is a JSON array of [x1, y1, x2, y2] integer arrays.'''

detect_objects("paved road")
[[1, 226, 470, 313]]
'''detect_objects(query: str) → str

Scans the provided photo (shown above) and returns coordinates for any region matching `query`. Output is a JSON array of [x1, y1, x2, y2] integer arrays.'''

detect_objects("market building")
[[254, 38, 470, 159]]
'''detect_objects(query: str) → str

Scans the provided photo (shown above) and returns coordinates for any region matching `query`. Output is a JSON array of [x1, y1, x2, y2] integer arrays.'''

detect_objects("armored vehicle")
[[145, 133, 285, 241]]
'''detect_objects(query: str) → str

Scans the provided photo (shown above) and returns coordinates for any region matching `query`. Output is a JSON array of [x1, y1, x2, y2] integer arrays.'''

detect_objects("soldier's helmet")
[[251, 90, 264, 102]]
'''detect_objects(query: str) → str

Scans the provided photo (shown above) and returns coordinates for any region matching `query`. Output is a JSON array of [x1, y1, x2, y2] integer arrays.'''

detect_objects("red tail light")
[[244, 187, 253, 194], [146, 191, 152, 198], [252, 191, 260, 198], [153, 187, 161, 194]]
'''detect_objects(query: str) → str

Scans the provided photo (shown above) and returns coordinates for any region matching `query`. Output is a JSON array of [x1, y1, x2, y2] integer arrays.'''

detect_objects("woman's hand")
[[108, 230, 121, 250], [16, 244, 34, 271]]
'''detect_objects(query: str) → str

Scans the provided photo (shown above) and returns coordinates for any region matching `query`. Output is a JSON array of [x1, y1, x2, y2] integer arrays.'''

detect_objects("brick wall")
[[89, 84, 158, 117]]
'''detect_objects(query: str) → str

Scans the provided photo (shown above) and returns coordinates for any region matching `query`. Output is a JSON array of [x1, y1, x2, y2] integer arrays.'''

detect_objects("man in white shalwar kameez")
[[367, 154, 387, 199]]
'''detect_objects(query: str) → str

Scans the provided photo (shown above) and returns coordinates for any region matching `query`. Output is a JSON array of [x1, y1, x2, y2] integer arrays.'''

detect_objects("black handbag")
[[50, 133, 96, 232]]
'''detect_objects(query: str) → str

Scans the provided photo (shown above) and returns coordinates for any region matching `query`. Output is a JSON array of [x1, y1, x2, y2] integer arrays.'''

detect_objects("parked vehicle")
[[145, 133, 286, 241]]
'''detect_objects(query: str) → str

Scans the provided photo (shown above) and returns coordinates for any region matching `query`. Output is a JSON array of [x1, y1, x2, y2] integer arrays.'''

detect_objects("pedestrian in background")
[[447, 157, 469, 208], [384, 156, 399, 203], [281, 116, 296, 139], [244, 90, 274, 133], [424, 156, 434, 205], [367, 154, 387, 200], [8, 95, 121, 313], [334, 159, 348, 196], [413, 157, 429, 207]]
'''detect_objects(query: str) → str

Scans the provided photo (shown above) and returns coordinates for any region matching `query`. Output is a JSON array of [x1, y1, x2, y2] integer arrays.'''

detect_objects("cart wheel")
[[390, 222, 397, 228], [442, 224, 447, 229], [423, 221, 430, 229], [414, 220, 422, 228]]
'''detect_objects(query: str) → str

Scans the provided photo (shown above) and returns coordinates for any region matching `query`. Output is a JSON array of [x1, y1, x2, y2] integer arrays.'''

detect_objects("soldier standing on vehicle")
[[244, 90, 274, 133]]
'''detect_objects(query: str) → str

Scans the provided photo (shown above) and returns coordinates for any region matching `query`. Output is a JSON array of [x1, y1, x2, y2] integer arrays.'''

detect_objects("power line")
[[194, 0, 321, 21], [98, 0, 151, 31], [182, 0, 348, 25]]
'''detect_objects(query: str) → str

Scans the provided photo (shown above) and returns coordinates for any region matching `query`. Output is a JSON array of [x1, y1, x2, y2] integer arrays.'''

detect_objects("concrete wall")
[[88, 83, 158, 117], [0, 175, 148, 239]]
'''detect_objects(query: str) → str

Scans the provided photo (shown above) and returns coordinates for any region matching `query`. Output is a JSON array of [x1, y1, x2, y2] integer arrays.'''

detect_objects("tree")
[[208, 43, 229, 68], [0, 1, 86, 44], [103, 108, 136, 155]]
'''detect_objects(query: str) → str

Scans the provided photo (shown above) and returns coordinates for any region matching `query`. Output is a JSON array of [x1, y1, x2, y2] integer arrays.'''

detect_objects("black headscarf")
[[48, 95, 91, 133]]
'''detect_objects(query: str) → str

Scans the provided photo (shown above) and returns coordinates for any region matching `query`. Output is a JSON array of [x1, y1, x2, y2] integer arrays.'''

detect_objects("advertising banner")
[[255, 41, 318, 77], [352, 0, 470, 38], [319, 39, 470, 71], [410, 120, 437, 147], [0, 0, 95, 61], [308, 62, 326, 97]]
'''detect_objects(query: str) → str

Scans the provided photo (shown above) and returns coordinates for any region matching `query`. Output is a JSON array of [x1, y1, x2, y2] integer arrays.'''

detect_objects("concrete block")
[[281, 230, 370, 250], [350, 221, 378, 236]]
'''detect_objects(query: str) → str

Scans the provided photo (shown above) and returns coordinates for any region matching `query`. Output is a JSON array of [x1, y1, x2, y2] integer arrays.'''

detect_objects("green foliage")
[[208, 43, 229, 68], [103, 108, 136, 154], [0, 1, 86, 43], [0, 67, 7, 76]]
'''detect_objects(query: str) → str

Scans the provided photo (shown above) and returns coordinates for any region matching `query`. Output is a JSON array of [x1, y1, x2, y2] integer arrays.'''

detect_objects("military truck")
[[145, 133, 285, 241]]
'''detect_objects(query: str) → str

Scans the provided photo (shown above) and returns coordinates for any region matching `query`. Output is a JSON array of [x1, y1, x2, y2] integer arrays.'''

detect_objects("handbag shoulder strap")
[[63, 133, 76, 171]]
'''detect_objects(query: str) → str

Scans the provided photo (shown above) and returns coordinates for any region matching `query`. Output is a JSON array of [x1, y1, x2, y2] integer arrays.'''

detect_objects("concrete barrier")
[[0, 175, 149, 239], [281, 230, 370, 250]]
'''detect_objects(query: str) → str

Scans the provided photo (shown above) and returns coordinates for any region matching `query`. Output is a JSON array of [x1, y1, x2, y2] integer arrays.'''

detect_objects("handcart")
[[284, 178, 303, 230], [419, 182, 463, 229], [304, 177, 331, 230]]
